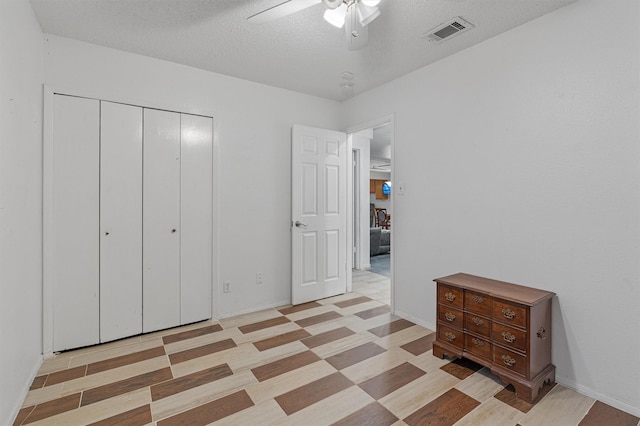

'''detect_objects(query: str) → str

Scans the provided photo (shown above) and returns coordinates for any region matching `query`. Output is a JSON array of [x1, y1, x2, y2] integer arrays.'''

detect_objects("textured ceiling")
[[29, 0, 577, 101]]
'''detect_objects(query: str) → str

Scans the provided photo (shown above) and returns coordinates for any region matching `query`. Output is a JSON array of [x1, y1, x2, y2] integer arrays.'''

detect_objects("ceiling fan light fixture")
[[323, 3, 347, 28], [355, 2, 380, 27], [360, 0, 380, 6]]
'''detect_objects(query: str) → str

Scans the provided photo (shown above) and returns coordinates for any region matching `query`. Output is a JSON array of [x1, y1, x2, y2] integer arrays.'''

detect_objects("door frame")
[[42, 86, 219, 355], [346, 114, 395, 309], [352, 148, 360, 270]]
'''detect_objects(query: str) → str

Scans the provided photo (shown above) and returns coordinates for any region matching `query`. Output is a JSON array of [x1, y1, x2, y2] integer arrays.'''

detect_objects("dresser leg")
[[495, 364, 556, 403], [432, 343, 446, 359]]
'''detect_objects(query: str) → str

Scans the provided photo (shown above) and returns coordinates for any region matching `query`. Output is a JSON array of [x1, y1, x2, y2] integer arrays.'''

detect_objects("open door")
[[291, 124, 347, 305]]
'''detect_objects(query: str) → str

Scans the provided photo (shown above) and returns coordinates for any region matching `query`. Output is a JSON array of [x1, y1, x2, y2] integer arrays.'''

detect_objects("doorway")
[[349, 118, 393, 307]]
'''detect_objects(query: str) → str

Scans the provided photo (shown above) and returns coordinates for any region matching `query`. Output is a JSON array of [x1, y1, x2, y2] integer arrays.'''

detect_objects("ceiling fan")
[[248, 0, 382, 50]]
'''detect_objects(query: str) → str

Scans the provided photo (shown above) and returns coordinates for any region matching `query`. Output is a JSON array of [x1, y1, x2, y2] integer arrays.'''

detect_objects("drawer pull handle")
[[444, 312, 456, 322], [501, 354, 516, 366], [502, 331, 516, 343], [472, 338, 485, 347], [502, 308, 516, 320], [472, 295, 484, 304], [471, 316, 484, 326], [445, 332, 456, 342], [537, 327, 547, 339], [445, 292, 456, 302]]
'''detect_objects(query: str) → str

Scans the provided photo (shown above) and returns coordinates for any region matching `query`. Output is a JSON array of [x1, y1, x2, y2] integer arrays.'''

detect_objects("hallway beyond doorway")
[[369, 253, 390, 277]]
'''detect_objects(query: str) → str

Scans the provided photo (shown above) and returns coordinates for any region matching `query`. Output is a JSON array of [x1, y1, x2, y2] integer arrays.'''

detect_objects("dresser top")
[[434, 273, 555, 306]]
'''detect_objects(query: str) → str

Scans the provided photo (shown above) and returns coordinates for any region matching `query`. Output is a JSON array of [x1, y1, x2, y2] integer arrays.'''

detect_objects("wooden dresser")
[[433, 273, 555, 402]]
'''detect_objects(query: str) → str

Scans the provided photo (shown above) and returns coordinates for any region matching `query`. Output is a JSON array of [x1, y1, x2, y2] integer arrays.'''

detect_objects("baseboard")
[[214, 299, 291, 320], [392, 309, 436, 332], [555, 375, 640, 417], [7, 354, 43, 426]]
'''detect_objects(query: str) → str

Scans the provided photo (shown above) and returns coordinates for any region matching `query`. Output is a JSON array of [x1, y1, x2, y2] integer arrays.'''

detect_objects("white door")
[[51, 94, 100, 351], [291, 124, 347, 305], [180, 113, 213, 324], [143, 108, 181, 332], [100, 101, 143, 342]]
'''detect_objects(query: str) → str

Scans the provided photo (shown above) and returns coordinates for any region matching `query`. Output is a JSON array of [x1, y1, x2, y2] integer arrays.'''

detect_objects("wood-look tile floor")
[[16, 290, 639, 425], [352, 268, 390, 305]]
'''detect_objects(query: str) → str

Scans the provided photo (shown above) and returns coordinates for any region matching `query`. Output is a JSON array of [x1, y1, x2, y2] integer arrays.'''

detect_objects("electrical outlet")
[[223, 281, 231, 293], [256, 272, 263, 285]]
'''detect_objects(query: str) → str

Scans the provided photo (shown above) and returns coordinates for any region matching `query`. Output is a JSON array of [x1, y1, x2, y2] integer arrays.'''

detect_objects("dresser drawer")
[[493, 299, 527, 328], [438, 324, 464, 349], [438, 305, 463, 329], [465, 334, 492, 360], [464, 313, 491, 337], [438, 285, 463, 309], [464, 290, 492, 316], [494, 346, 527, 377], [492, 322, 527, 353]]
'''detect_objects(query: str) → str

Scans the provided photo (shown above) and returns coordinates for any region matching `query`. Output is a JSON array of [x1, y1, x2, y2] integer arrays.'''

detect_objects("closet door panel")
[[143, 109, 181, 332], [52, 95, 100, 351], [180, 114, 213, 324], [100, 101, 143, 342]]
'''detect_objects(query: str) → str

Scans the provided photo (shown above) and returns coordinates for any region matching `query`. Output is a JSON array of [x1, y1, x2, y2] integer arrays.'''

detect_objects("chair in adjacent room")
[[375, 208, 390, 229]]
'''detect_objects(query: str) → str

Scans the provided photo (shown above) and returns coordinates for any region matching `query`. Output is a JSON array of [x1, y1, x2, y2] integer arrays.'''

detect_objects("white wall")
[[43, 35, 341, 319], [342, 0, 640, 415], [370, 170, 391, 180], [0, 0, 44, 423]]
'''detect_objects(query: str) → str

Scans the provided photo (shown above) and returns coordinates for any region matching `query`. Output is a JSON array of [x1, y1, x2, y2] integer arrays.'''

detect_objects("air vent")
[[423, 17, 474, 44]]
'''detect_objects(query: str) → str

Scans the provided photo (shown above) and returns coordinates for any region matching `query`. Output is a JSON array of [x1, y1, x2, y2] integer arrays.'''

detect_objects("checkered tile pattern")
[[15, 291, 639, 425]]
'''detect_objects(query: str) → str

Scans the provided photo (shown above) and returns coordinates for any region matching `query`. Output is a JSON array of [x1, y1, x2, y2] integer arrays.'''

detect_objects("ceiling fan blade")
[[248, 0, 322, 24]]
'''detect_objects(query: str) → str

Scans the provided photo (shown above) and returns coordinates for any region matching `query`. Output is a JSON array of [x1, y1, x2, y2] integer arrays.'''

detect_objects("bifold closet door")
[[180, 114, 213, 324], [51, 95, 100, 351], [100, 101, 143, 342], [143, 109, 181, 333]]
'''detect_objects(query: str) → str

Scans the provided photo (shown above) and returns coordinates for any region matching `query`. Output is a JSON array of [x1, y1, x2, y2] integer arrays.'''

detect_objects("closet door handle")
[[171, 229, 176, 233]]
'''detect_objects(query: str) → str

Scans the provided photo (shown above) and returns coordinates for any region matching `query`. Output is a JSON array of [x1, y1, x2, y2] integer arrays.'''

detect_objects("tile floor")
[[14, 272, 639, 425], [352, 268, 391, 305]]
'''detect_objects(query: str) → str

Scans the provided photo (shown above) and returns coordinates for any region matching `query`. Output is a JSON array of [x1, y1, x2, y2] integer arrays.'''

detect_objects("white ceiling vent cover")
[[423, 17, 474, 43]]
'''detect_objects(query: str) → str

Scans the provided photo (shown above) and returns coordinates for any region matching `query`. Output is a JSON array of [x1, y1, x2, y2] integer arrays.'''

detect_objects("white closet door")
[[52, 95, 100, 351], [180, 114, 213, 324], [100, 101, 143, 342], [143, 108, 181, 332]]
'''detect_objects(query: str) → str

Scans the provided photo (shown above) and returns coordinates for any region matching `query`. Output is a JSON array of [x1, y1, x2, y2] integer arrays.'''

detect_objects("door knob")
[[294, 221, 307, 229], [171, 229, 176, 233]]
